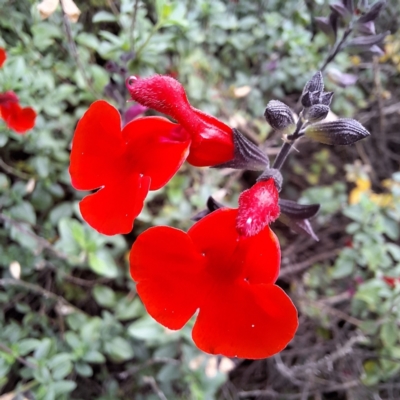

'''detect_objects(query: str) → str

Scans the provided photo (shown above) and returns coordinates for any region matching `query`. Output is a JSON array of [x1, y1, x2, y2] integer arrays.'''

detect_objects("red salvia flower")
[[0, 91, 36, 134], [126, 75, 234, 166], [130, 208, 298, 359], [69, 100, 191, 235], [236, 179, 280, 237], [383, 276, 400, 288], [0, 47, 6, 68]]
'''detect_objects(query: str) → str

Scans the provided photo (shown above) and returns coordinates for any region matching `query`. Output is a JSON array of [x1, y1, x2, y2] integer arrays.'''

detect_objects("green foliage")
[[1, 0, 393, 398]]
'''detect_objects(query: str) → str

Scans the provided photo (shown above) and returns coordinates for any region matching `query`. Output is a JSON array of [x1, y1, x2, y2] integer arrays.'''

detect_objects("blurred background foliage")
[[0, 0, 400, 399]]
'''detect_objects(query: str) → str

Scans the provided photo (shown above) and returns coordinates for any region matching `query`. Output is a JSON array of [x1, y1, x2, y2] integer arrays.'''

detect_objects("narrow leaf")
[[347, 31, 389, 47], [279, 213, 319, 241], [279, 199, 320, 219], [329, 3, 351, 20], [358, 0, 386, 23], [356, 21, 376, 35]]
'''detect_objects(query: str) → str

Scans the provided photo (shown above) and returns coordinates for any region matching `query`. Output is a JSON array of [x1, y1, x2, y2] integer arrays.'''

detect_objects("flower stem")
[[320, 26, 353, 72], [272, 116, 304, 170]]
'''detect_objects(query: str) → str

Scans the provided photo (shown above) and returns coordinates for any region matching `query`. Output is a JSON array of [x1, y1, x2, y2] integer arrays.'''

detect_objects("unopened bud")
[[264, 100, 296, 133], [304, 104, 330, 123], [305, 118, 370, 145]]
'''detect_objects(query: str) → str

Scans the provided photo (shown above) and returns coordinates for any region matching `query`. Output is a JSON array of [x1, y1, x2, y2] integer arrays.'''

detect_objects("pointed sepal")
[[191, 196, 224, 221], [213, 128, 269, 171]]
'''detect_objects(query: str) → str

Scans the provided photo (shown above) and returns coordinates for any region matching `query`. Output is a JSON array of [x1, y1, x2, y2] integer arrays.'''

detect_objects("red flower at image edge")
[[69, 100, 191, 235], [0, 51, 36, 134], [130, 208, 298, 359], [126, 75, 234, 167], [0, 91, 36, 134], [0, 47, 6, 68]]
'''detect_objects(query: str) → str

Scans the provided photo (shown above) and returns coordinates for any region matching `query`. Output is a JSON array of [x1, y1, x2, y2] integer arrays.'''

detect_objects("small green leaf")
[[88, 249, 119, 278], [380, 321, 398, 347], [92, 285, 116, 308]]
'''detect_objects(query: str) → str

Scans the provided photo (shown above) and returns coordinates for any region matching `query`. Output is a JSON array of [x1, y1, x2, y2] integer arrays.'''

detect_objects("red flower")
[[130, 208, 298, 359], [0, 47, 6, 68], [383, 276, 400, 288], [0, 91, 36, 134], [69, 100, 191, 235], [126, 75, 234, 167], [237, 179, 280, 237]]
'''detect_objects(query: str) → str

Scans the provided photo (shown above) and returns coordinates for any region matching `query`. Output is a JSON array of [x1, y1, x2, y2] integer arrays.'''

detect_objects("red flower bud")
[[236, 179, 280, 237]]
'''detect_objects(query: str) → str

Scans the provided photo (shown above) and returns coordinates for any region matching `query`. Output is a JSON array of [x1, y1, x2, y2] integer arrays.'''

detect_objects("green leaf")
[[115, 297, 143, 321], [92, 285, 117, 308], [51, 380, 77, 395], [16, 338, 41, 356], [93, 11, 117, 23], [88, 249, 119, 278], [75, 362, 93, 377], [49, 202, 73, 226], [76, 33, 101, 50], [104, 337, 134, 362], [380, 321, 398, 347], [82, 350, 106, 364], [8, 201, 36, 225], [34, 338, 52, 360]]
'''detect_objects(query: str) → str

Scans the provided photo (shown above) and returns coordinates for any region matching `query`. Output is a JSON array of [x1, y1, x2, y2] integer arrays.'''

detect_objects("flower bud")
[[305, 118, 370, 145], [264, 100, 296, 133]]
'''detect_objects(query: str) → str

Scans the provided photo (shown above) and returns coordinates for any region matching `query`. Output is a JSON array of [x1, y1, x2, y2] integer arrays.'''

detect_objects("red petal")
[[192, 282, 298, 359], [189, 208, 281, 284], [236, 179, 280, 237], [123, 117, 191, 190], [80, 174, 150, 235], [188, 208, 240, 269], [0, 48, 6, 68], [0, 102, 36, 134], [69, 101, 125, 190], [130, 207, 295, 358], [70, 101, 190, 234], [130, 226, 205, 329]]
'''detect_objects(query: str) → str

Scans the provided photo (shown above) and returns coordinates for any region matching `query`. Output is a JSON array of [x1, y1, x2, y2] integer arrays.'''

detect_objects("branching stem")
[[272, 116, 305, 170]]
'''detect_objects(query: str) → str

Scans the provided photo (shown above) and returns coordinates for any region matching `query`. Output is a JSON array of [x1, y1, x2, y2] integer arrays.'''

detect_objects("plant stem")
[[320, 26, 353, 72], [135, 21, 163, 59], [130, 0, 140, 51], [272, 117, 304, 170]]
